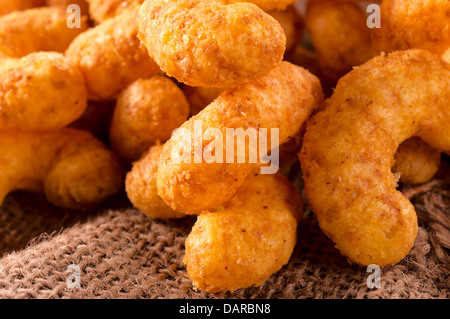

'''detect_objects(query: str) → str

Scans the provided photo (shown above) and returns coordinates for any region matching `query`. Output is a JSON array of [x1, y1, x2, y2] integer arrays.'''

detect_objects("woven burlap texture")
[[0, 164, 448, 299]]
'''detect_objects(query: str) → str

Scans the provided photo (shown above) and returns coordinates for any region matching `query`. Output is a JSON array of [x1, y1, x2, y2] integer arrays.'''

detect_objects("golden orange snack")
[[0, 0, 44, 16], [0, 128, 124, 209], [110, 76, 190, 163], [126, 145, 186, 220], [0, 52, 87, 131], [229, 0, 298, 11], [393, 137, 441, 185], [371, 0, 450, 56], [305, 0, 375, 82], [268, 5, 303, 56], [0, 6, 88, 58], [182, 86, 224, 116], [138, 0, 286, 88], [184, 171, 302, 293], [157, 61, 323, 215], [300, 50, 450, 267], [87, 0, 143, 23], [66, 10, 162, 100]]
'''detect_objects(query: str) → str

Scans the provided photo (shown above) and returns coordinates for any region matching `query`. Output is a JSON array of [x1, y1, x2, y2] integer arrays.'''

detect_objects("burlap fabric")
[[0, 160, 448, 299]]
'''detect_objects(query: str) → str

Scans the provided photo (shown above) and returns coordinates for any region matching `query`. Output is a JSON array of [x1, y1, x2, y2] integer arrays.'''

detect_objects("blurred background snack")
[[110, 76, 190, 163]]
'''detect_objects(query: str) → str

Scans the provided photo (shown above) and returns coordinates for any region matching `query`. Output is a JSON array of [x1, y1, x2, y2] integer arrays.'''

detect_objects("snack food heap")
[[1, 0, 449, 293]]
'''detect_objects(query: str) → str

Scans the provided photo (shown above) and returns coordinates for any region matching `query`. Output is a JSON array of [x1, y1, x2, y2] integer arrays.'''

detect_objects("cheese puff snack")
[[126, 145, 186, 220], [371, 0, 450, 56], [0, 128, 124, 210], [87, 0, 143, 24], [157, 61, 323, 215], [0, 6, 88, 58], [0, 0, 45, 16], [393, 137, 441, 185], [137, 0, 286, 88], [184, 170, 302, 293], [0, 52, 87, 131], [110, 76, 190, 163], [305, 0, 375, 82], [268, 5, 303, 56], [300, 50, 450, 266], [66, 10, 162, 100]]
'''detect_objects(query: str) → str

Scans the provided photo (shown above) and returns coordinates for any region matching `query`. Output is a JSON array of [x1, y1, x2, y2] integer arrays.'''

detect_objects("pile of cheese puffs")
[[0, 0, 449, 293]]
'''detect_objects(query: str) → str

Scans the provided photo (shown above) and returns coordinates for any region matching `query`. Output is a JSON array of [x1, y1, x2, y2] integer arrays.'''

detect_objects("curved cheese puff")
[[0, 6, 88, 58], [157, 61, 323, 215], [0, 128, 124, 209], [184, 170, 301, 293], [138, 0, 286, 88], [0, 52, 87, 131], [300, 50, 450, 266]]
